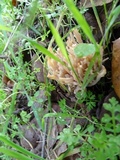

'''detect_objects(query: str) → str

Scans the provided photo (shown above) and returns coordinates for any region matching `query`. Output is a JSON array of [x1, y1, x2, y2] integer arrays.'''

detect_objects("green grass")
[[0, 0, 120, 159], [0, 134, 43, 160]]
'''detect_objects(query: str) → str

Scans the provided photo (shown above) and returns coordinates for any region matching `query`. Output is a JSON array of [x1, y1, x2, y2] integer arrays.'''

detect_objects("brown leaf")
[[12, 0, 18, 7], [80, 0, 112, 8], [55, 142, 67, 157], [2, 75, 14, 88], [20, 123, 41, 150], [64, 153, 80, 160], [112, 38, 120, 99]]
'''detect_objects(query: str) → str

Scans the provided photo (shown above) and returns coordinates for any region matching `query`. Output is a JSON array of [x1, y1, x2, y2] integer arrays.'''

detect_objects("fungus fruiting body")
[[47, 29, 106, 93]]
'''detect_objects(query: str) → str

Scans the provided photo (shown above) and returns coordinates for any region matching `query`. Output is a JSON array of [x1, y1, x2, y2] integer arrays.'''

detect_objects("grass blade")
[[0, 147, 33, 160], [28, 38, 65, 66], [104, 5, 120, 41], [0, 135, 43, 160], [63, 0, 104, 89], [90, 0, 103, 35], [46, 18, 82, 84], [62, 0, 96, 46], [46, 18, 69, 62], [0, 25, 12, 32]]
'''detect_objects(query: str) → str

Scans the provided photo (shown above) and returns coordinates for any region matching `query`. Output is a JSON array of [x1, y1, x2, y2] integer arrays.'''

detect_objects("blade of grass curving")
[[0, 135, 43, 160], [46, 17, 81, 84], [0, 25, 12, 32], [48, 11, 65, 49], [46, 18, 69, 62], [104, 5, 120, 43], [81, 54, 98, 92], [27, 38, 65, 66], [100, 0, 119, 45], [90, 0, 103, 35], [0, 147, 33, 160], [63, 0, 102, 89], [62, 0, 97, 49]]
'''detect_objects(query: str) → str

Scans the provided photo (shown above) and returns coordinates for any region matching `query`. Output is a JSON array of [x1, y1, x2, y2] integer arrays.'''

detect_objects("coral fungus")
[[47, 29, 106, 93]]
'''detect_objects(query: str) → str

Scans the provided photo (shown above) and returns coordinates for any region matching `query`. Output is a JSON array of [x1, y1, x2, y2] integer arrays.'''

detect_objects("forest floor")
[[0, 0, 120, 160]]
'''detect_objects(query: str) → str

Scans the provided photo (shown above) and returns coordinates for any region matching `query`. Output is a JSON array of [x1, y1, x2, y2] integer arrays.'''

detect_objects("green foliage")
[[0, 0, 120, 160], [103, 1, 120, 44], [57, 97, 120, 160], [102, 97, 120, 135], [47, 16, 69, 62], [28, 38, 65, 65], [27, 90, 45, 131], [62, 0, 102, 91], [24, 0, 39, 27], [0, 134, 44, 160], [74, 43, 96, 57], [58, 126, 81, 146], [20, 111, 31, 124], [0, 25, 12, 32], [62, 0, 97, 46], [56, 99, 70, 125], [76, 90, 96, 111], [0, 89, 6, 101]]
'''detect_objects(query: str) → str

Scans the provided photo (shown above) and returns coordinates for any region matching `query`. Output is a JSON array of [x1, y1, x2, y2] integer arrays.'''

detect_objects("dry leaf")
[[55, 142, 67, 157], [80, 0, 112, 8], [112, 38, 120, 98], [20, 123, 41, 150], [12, 0, 18, 6], [2, 75, 14, 88]]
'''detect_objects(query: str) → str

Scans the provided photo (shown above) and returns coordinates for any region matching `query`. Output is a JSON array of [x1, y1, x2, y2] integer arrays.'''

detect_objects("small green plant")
[[57, 97, 120, 160], [76, 90, 96, 111], [102, 97, 120, 135], [20, 111, 31, 124]]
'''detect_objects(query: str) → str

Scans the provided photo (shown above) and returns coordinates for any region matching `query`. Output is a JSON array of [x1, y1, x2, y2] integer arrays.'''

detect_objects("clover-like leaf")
[[74, 43, 95, 57]]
